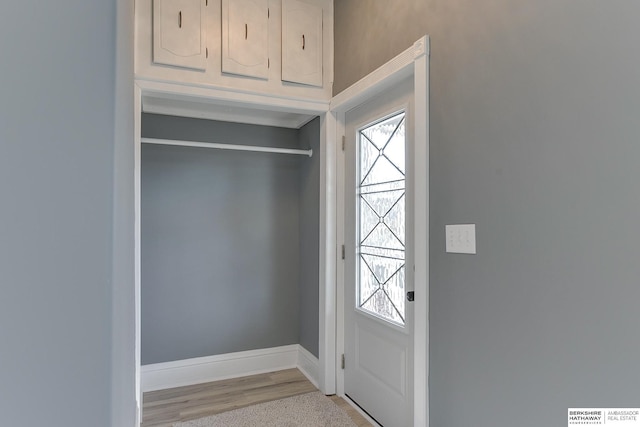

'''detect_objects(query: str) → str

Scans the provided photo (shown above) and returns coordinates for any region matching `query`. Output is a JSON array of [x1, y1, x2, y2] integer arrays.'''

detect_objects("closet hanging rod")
[[141, 137, 313, 157]]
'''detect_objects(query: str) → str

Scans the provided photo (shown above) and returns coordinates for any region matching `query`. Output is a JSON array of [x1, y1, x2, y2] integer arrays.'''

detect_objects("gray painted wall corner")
[[112, 0, 137, 423], [140, 115, 306, 364], [298, 118, 321, 358]]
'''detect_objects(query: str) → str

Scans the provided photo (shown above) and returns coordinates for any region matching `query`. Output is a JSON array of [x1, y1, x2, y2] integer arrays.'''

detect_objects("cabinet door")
[[221, 0, 269, 79], [281, 0, 322, 87], [153, 0, 207, 70]]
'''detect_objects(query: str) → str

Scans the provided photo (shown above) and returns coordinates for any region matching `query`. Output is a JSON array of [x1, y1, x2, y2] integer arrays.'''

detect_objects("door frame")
[[331, 36, 430, 426], [132, 79, 333, 424]]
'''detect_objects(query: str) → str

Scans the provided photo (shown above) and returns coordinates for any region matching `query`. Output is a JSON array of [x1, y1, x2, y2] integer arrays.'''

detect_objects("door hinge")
[[342, 135, 345, 151], [341, 354, 345, 369], [341, 244, 345, 260]]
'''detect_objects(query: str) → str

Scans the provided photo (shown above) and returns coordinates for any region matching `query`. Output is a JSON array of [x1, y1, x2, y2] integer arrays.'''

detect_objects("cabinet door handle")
[[302, 34, 305, 50], [245, 23, 248, 39], [179, 11, 182, 28]]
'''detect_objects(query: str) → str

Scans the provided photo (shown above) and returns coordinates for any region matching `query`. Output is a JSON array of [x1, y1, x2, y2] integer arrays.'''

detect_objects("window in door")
[[357, 111, 406, 326]]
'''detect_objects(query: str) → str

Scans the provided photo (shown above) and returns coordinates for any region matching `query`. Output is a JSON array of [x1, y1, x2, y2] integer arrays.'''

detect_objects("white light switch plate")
[[446, 224, 476, 254]]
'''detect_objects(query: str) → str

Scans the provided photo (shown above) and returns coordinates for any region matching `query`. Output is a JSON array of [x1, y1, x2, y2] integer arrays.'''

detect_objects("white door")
[[344, 76, 415, 427]]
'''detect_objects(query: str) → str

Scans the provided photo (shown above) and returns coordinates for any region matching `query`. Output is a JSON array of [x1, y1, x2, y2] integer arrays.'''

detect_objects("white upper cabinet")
[[153, 0, 207, 70], [221, 0, 269, 79], [136, 0, 333, 100], [281, 0, 322, 87]]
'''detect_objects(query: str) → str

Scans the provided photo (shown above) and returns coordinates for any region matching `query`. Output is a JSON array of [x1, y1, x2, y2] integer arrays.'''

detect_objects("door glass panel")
[[357, 111, 406, 325]]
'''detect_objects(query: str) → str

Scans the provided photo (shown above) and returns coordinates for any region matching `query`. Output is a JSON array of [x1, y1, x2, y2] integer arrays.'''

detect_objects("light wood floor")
[[142, 368, 371, 427]]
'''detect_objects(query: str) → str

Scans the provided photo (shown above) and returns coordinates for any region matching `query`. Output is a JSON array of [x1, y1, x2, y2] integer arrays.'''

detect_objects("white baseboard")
[[142, 345, 298, 392], [297, 345, 320, 388], [141, 344, 320, 392]]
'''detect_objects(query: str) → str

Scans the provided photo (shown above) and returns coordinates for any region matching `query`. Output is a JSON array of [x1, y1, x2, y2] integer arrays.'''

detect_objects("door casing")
[[332, 36, 430, 426]]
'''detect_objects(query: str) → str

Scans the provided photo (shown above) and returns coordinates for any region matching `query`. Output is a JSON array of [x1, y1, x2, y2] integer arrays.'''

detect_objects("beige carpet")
[[173, 391, 357, 427]]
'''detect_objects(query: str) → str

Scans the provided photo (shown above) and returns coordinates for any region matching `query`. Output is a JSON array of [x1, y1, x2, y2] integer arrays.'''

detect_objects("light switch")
[[445, 224, 476, 254]]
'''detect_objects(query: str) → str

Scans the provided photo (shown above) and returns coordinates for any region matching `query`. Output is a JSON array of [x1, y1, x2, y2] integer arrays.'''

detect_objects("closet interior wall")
[[140, 113, 320, 365]]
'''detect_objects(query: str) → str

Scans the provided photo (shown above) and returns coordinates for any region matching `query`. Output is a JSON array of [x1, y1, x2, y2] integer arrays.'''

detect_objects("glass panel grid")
[[357, 112, 406, 326]]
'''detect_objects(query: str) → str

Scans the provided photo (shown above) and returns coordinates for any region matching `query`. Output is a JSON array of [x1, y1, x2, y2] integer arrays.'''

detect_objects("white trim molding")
[[141, 345, 313, 392], [136, 79, 330, 116], [297, 346, 320, 388], [330, 37, 428, 113], [319, 111, 337, 395], [134, 83, 143, 424], [412, 36, 430, 427]]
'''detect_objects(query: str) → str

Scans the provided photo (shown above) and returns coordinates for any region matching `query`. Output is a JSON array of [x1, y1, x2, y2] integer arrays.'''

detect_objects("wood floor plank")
[[141, 368, 371, 427]]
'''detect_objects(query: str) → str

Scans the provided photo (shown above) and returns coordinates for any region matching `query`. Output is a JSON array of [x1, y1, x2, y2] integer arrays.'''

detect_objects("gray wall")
[[335, 1, 640, 426], [141, 114, 311, 364], [0, 1, 116, 425], [298, 118, 320, 357], [334, 0, 429, 94]]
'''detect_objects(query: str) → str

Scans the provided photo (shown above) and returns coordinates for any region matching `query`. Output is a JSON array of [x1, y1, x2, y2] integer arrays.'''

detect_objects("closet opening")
[[133, 82, 338, 425], [138, 109, 323, 402]]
